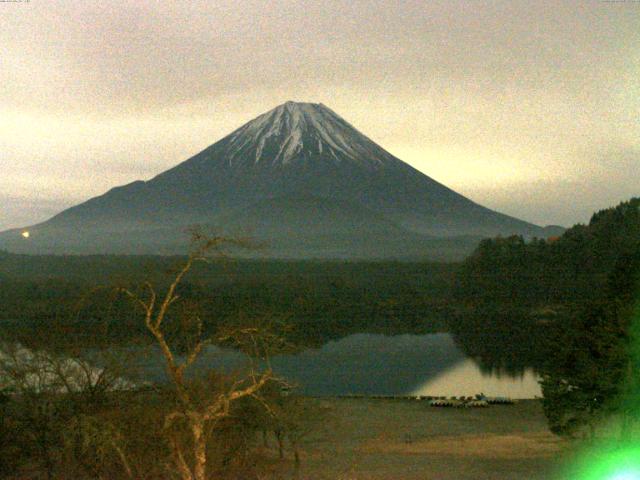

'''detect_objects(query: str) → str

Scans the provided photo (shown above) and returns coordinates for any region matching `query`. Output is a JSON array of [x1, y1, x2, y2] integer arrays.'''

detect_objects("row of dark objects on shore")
[[334, 393, 515, 407]]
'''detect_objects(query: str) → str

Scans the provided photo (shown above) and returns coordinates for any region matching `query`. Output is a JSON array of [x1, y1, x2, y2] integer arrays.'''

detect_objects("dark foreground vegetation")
[[0, 254, 456, 349], [1, 234, 330, 479], [454, 198, 640, 439], [2, 199, 640, 478], [0, 363, 331, 479]]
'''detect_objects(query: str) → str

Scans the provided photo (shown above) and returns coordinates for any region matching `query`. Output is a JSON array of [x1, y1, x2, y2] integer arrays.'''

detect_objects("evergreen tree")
[[540, 249, 640, 437]]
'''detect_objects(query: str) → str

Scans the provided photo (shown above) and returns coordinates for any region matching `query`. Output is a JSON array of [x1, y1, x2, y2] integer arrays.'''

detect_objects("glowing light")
[[609, 471, 640, 480], [560, 245, 640, 480], [21, 231, 30, 238], [568, 445, 640, 480]]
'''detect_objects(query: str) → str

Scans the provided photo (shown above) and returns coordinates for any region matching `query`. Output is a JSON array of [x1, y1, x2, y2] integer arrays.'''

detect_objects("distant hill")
[[0, 101, 559, 258]]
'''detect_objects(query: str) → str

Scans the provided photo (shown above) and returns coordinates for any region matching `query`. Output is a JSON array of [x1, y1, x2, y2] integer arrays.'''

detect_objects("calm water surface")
[[152, 333, 542, 398]]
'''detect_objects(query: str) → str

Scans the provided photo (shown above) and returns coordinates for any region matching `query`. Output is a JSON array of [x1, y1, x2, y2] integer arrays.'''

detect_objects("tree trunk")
[[275, 429, 284, 459], [41, 444, 54, 480], [193, 422, 207, 480], [113, 443, 134, 479], [36, 428, 54, 480], [293, 442, 301, 479], [170, 435, 194, 480]]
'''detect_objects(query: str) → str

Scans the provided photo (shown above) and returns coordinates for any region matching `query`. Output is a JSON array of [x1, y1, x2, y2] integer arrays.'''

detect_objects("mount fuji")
[[0, 101, 560, 259]]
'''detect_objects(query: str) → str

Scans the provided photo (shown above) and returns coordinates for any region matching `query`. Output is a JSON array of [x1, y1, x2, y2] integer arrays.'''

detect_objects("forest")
[[453, 198, 640, 436], [2, 199, 639, 369], [2, 199, 640, 477], [0, 254, 456, 349]]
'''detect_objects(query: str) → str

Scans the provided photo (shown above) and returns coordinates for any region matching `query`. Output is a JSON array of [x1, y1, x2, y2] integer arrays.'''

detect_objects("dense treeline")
[[540, 248, 640, 436], [0, 256, 457, 348], [452, 199, 640, 371], [4, 199, 639, 365], [455, 198, 640, 308], [454, 198, 640, 436]]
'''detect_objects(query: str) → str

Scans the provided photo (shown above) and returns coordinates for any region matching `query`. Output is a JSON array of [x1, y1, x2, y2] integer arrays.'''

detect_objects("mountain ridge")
[[0, 101, 559, 258]]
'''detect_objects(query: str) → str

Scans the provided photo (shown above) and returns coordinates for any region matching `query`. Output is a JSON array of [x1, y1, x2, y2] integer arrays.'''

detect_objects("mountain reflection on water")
[[1, 331, 542, 398], [160, 333, 541, 398]]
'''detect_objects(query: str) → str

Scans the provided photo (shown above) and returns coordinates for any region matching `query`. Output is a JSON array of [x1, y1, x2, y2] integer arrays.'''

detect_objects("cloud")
[[465, 144, 640, 227], [1, 0, 638, 228]]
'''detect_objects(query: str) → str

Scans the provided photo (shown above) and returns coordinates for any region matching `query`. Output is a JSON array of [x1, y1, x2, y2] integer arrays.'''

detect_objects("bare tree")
[[119, 231, 277, 480], [0, 323, 140, 480]]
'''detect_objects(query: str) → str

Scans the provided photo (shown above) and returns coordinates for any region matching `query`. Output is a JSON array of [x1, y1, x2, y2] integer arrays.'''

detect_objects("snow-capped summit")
[[212, 101, 397, 169], [0, 102, 557, 257]]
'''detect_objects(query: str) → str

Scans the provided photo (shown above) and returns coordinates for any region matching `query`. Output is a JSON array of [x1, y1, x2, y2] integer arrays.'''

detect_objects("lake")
[[147, 333, 542, 399]]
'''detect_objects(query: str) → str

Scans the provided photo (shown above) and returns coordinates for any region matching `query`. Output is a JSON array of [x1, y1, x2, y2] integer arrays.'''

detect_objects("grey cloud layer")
[[0, 0, 638, 229]]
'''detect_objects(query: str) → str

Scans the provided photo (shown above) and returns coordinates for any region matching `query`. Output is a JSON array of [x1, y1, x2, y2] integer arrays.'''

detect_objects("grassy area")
[[286, 398, 569, 480]]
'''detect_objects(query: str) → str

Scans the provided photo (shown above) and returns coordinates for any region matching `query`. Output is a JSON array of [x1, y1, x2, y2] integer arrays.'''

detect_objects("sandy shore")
[[286, 398, 570, 480]]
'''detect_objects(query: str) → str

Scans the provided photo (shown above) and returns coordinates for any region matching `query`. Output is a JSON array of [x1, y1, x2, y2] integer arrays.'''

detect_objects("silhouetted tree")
[[540, 249, 640, 438], [119, 230, 281, 480]]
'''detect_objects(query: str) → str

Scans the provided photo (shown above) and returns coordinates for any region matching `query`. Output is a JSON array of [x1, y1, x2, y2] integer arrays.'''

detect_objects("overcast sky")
[[1, 0, 638, 230]]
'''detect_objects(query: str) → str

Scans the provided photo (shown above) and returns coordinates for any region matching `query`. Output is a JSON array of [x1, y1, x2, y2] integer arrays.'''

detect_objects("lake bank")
[[272, 398, 569, 480]]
